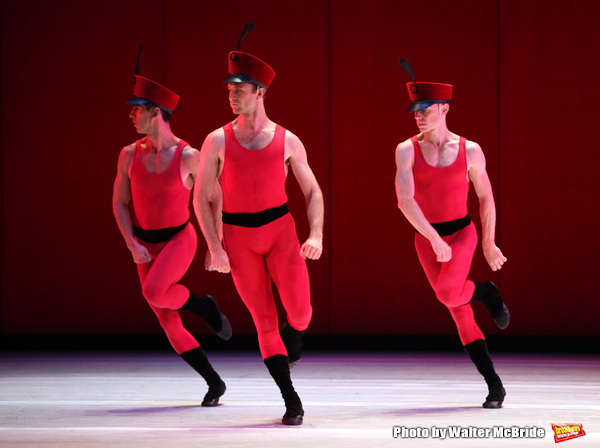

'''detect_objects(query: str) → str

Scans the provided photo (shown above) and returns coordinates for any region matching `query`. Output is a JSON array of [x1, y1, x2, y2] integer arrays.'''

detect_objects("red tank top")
[[130, 137, 191, 230], [412, 135, 469, 223], [220, 122, 288, 213]]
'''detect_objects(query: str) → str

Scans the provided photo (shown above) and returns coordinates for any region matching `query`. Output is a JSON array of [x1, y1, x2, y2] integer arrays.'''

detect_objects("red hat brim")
[[407, 100, 451, 113]]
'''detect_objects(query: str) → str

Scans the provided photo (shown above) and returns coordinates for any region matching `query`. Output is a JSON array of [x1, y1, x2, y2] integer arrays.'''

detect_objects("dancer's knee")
[[435, 285, 463, 307], [141, 281, 169, 308], [287, 305, 312, 331]]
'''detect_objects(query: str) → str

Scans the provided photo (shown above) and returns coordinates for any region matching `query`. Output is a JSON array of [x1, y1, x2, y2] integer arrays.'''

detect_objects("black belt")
[[416, 214, 471, 237], [134, 220, 189, 244], [222, 203, 289, 228]]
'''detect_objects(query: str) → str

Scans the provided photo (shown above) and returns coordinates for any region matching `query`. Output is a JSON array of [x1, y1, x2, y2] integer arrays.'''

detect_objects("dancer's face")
[[414, 103, 449, 133], [227, 82, 262, 115], [129, 104, 157, 134]]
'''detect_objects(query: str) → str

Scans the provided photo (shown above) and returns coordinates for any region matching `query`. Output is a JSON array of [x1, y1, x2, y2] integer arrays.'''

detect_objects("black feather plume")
[[398, 59, 416, 83], [135, 44, 144, 75], [235, 22, 256, 51]]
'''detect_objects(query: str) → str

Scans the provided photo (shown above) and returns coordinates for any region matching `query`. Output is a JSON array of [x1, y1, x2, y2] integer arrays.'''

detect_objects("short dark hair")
[[143, 103, 171, 123], [251, 82, 267, 99]]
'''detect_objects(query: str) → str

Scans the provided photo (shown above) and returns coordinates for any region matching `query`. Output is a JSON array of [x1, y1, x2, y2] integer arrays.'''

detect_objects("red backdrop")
[[1, 0, 598, 337]]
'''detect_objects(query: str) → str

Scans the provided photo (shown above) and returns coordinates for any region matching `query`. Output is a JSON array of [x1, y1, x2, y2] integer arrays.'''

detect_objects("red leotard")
[[220, 123, 312, 359], [411, 136, 484, 345], [130, 137, 190, 229], [220, 123, 288, 213], [412, 136, 468, 223], [130, 138, 199, 354]]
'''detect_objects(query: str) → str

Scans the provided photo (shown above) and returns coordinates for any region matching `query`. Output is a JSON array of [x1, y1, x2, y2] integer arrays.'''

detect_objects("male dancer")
[[113, 47, 231, 407], [394, 60, 510, 408], [194, 24, 324, 425]]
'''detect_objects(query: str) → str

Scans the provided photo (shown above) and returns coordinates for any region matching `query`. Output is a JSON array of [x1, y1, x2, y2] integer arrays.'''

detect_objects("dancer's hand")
[[300, 236, 323, 260], [484, 243, 507, 271], [129, 242, 152, 264], [432, 237, 452, 263], [209, 246, 231, 274]]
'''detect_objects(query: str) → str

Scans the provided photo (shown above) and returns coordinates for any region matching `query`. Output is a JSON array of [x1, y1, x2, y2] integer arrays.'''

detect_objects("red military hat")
[[399, 59, 452, 113], [223, 22, 275, 90], [126, 75, 180, 113], [125, 44, 180, 113], [405, 82, 452, 113], [224, 51, 275, 90]]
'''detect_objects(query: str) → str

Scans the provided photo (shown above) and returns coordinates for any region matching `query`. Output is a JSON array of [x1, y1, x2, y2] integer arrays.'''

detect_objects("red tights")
[[136, 223, 199, 354], [223, 214, 312, 359], [415, 222, 484, 345]]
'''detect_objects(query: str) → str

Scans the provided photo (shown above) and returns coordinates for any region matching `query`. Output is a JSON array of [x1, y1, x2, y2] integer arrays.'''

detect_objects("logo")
[[551, 424, 586, 443]]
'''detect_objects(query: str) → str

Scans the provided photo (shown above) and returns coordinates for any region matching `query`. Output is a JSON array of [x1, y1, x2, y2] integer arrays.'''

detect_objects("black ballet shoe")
[[472, 282, 510, 330], [178, 293, 232, 340], [180, 347, 226, 407], [484, 282, 510, 330], [201, 295, 232, 340], [483, 379, 506, 409], [282, 401, 304, 425], [201, 381, 226, 407], [280, 320, 306, 367], [463, 340, 506, 409], [264, 354, 304, 425]]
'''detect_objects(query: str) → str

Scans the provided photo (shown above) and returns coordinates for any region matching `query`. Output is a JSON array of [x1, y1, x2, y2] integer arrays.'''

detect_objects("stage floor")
[[0, 351, 598, 447]]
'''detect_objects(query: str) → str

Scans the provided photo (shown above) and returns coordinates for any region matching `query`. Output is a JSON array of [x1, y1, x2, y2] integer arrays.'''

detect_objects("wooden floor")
[[0, 351, 598, 447]]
